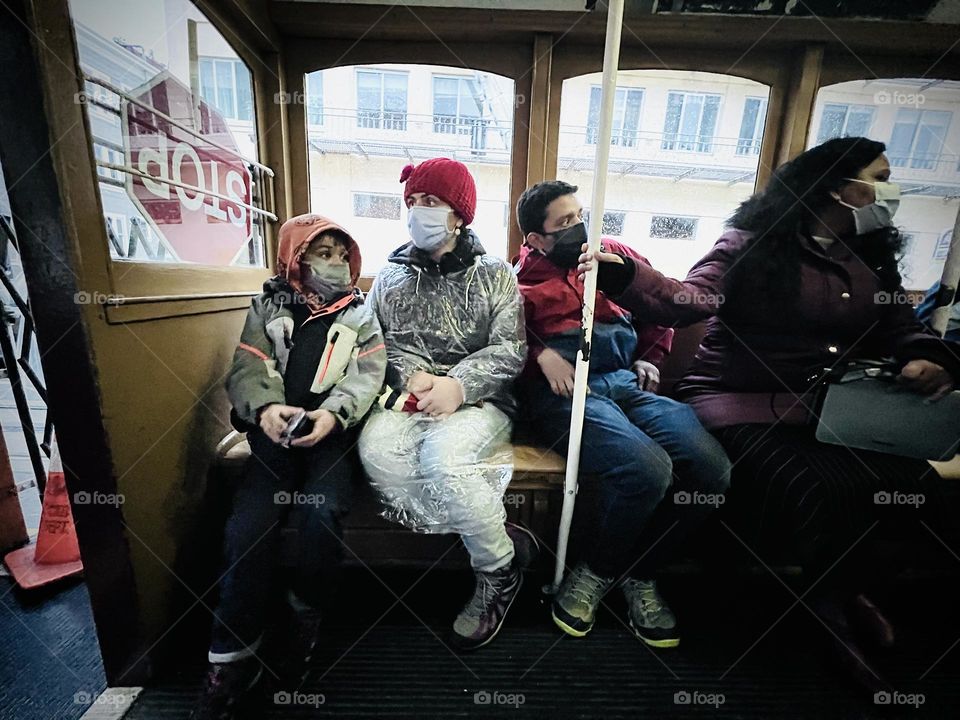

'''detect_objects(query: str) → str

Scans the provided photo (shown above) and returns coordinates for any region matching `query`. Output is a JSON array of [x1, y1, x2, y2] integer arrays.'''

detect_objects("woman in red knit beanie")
[[359, 157, 537, 651]]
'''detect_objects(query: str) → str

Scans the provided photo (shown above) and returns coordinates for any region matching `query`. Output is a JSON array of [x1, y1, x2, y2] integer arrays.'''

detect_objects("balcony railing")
[[308, 108, 511, 156], [358, 109, 407, 131]]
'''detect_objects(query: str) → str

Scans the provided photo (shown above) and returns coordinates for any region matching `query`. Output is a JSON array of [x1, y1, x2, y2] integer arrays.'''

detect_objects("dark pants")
[[525, 369, 732, 578], [209, 427, 356, 660]]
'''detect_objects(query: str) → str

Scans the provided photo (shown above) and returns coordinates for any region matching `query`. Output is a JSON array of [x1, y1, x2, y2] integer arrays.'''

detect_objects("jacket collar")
[[387, 230, 485, 276]]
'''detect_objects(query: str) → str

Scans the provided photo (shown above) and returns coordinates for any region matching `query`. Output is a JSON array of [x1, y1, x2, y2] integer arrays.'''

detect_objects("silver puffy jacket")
[[366, 231, 526, 415]]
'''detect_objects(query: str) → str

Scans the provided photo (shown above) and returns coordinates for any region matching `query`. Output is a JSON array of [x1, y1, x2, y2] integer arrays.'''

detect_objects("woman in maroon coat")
[[579, 136, 960, 692]]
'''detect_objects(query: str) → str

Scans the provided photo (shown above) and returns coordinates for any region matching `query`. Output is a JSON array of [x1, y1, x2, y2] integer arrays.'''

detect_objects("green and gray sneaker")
[[551, 562, 616, 637], [621, 578, 680, 648]]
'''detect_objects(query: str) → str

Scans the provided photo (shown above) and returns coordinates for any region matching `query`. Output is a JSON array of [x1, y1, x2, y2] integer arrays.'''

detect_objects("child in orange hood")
[[194, 214, 385, 719]]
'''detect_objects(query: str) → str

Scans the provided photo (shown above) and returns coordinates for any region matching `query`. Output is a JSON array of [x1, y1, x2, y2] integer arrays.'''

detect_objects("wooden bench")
[[210, 321, 960, 568]]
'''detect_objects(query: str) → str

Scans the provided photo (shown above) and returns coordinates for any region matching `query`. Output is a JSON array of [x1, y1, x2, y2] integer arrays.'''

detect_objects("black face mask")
[[545, 222, 587, 269]]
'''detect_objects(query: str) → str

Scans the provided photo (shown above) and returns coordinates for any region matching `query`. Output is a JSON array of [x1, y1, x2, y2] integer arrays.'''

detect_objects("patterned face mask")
[[300, 256, 352, 300], [837, 179, 901, 235]]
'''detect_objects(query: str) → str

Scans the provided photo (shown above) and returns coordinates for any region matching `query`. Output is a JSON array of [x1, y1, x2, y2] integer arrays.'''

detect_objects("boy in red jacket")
[[515, 181, 730, 648]]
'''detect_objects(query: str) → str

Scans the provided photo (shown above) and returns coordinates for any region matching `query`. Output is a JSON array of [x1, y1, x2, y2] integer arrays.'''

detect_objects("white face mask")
[[835, 178, 901, 235], [407, 205, 456, 251]]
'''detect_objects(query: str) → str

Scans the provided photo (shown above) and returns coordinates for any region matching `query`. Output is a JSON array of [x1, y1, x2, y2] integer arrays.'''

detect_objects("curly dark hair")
[[516, 180, 579, 236], [726, 136, 905, 307]]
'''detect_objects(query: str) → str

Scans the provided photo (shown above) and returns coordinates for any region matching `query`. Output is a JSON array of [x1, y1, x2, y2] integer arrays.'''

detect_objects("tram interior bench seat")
[[211, 323, 960, 569]]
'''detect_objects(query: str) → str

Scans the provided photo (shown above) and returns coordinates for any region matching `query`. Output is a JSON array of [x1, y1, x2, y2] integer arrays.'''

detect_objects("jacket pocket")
[[310, 322, 360, 394]]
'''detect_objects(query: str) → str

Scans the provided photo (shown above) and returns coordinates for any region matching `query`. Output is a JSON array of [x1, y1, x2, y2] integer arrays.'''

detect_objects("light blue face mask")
[[836, 178, 901, 235], [407, 205, 456, 251]]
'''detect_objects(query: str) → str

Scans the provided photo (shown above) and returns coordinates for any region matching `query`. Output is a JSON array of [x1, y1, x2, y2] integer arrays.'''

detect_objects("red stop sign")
[[122, 71, 254, 265]]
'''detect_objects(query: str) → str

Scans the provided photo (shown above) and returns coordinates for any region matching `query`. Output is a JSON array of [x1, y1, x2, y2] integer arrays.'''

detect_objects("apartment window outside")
[[662, 92, 720, 152], [736, 97, 767, 155], [199, 56, 253, 122], [586, 86, 643, 147], [583, 209, 626, 237], [433, 76, 482, 133], [307, 72, 324, 126], [357, 70, 408, 130], [353, 193, 401, 221], [888, 108, 951, 170], [650, 215, 698, 241], [816, 103, 874, 144]]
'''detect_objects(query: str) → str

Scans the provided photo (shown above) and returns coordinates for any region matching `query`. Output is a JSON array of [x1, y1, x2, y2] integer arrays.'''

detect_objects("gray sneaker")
[[451, 562, 522, 652], [551, 562, 616, 637], [621, 578, 680, 648]]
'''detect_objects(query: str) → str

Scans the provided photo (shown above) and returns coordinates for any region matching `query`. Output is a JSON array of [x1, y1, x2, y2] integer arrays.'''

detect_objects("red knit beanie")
[[399, 158, 477, 226]]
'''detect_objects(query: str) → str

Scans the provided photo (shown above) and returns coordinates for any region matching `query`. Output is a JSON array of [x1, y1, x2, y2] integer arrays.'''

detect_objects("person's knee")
[[662, 410, 732, 494], [223, 505, 278, 560], [694, 442, 732, 495], [605, 440, 673, 499]]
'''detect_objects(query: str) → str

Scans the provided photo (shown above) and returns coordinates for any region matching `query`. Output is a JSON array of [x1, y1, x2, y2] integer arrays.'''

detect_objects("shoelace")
[[464, 573, 499, 617], [568, 566, 613, 604], [623, 579, 664, 614]]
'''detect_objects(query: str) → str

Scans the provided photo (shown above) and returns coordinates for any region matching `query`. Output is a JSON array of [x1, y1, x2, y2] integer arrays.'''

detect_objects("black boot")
[[190, 657, 262, 720]]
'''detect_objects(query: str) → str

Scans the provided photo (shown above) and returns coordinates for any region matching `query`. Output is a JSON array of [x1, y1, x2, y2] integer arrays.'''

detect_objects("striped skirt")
[[713, 423, 960, 584]]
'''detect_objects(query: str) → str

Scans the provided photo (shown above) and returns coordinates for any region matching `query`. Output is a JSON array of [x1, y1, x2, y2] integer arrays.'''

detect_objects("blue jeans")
[[523, 369, 731, 578], [209, 427, 356, 662]]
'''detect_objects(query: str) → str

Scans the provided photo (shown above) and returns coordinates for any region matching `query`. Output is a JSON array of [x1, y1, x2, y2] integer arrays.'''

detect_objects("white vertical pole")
[[931, 206, 960, 337], [551, 0, 625, 592]]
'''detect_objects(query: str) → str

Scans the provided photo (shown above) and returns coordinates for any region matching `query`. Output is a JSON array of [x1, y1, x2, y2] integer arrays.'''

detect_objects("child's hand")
[[416, 376, 464, 419], [407, 371, 435, 395], [290, 409, 338, 448], [259, 404, 303, 444], [538, 348, 575, 397], [633, 360, 660, 393]]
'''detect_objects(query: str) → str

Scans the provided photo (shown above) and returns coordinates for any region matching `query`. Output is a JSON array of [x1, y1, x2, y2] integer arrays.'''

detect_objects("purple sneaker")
[[505, 521, 540, 571], [450, 562, 522, 652]]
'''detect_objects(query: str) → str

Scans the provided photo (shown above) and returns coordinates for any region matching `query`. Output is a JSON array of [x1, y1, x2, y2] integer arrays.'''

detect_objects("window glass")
[[586, 86, 644, 146], [306, 73, 324, 127], [305, 65, 515, 276], [737, 97, 767, 155], [353, 193, 401, 221], [558, 70, 770, 277], [582, 209, 626, 237], [68, 0, 268, 267], [809, 79, 960, 289], [650, 215, 698, 240], [662, 92, 721, 152]]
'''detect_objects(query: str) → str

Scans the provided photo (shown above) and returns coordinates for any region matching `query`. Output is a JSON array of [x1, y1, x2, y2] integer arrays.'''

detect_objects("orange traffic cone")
[[4, 438, 83, 589]]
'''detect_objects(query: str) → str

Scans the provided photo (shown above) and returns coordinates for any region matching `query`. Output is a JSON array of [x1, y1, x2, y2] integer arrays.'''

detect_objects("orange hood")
[[276, 213, 362, 314]]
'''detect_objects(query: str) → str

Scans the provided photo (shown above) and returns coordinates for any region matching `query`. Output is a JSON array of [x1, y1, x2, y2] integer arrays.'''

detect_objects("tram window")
[[304, 65, 515, 276], [809, 79, 960, 290], [68, 0, 268, 267], [559, 70, 770, 278]]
